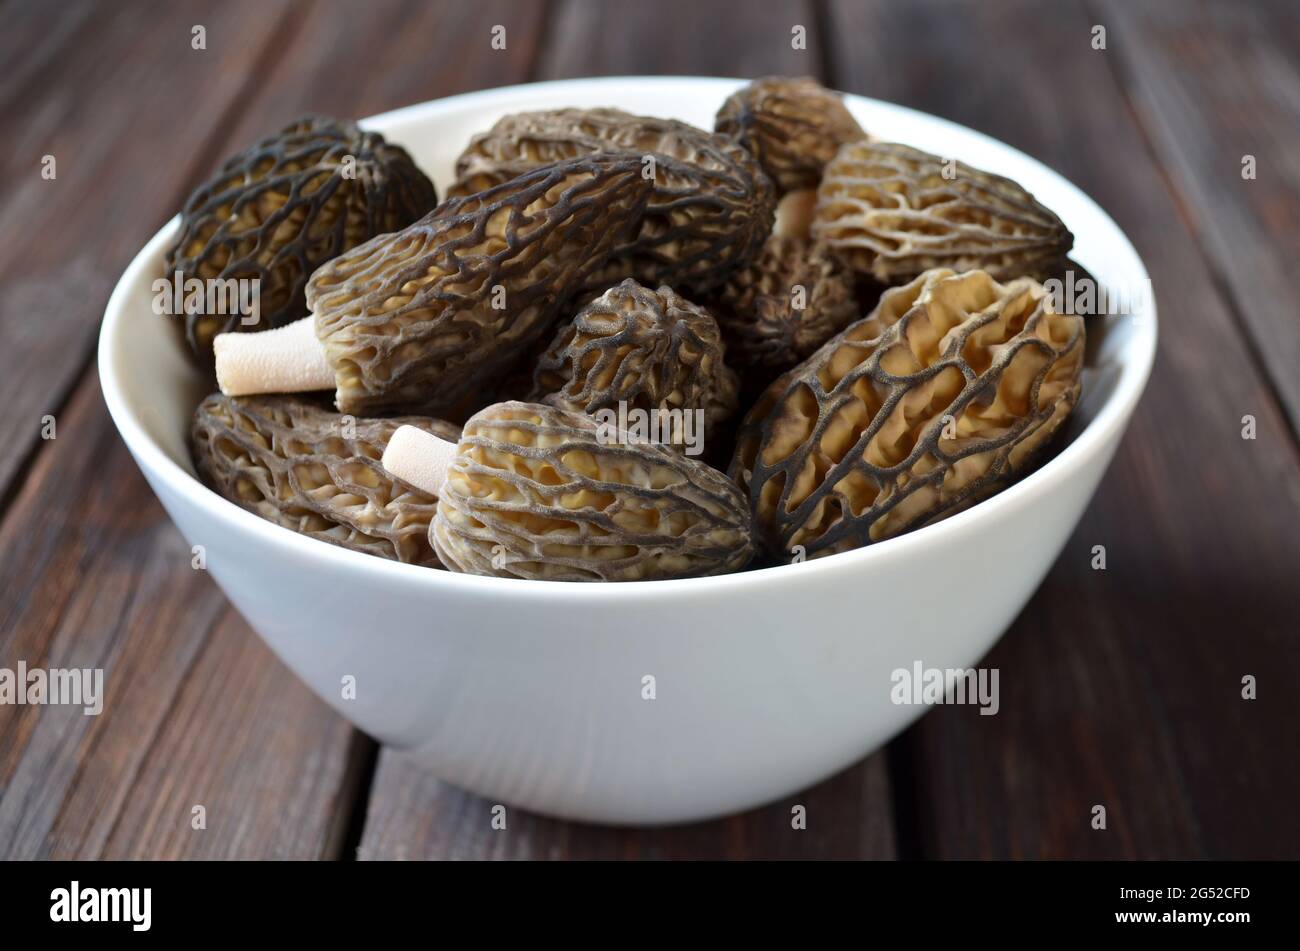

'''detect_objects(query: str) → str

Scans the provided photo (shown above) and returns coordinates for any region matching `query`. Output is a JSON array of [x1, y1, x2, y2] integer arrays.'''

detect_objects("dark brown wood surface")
[[827, 0, 1300, 860], [1102, 0, 1300, 438], [0, 0, 1296, 860]]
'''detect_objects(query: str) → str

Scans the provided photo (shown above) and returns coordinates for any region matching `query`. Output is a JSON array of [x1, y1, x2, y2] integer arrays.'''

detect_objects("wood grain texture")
[[0, 0, 296, 506], [537, 0, 818, 78], [207, 0, 549, 154], [1099, 0, 1300, 437], [0, 0, 100, 124], [0, 374, 223, 857], [828, 0, 1300, 859], [0, 0, 554, 860], [358, 748, 895, 860], [99, 608, 367, 859]]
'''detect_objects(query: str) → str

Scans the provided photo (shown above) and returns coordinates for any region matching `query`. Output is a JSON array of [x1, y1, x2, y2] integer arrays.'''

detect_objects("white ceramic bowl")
[[100, 77, 1156, 825]]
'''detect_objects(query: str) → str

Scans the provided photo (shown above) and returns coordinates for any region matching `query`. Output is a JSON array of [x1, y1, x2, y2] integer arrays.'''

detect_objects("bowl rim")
[[99, 74, 1158, 598]]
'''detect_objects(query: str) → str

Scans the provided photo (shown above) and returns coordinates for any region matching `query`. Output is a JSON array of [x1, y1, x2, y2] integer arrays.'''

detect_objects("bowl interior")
[[100, 76, 1156, 590]]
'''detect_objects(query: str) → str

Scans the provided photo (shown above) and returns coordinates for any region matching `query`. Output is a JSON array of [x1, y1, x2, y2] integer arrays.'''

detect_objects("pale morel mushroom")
[[813, 141, 1074, 283], [731, 268, 1085, 559]]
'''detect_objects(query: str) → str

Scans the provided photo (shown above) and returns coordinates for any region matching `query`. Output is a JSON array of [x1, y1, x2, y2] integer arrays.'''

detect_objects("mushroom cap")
[[715, 76, 867, 193], [731, 267, 1085, 557], [166, 116, 437, 362], [813, 140, 1074, 284]]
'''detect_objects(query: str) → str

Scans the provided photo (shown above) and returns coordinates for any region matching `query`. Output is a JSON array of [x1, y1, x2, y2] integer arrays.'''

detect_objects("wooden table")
[[2, 0, 1297, 860]]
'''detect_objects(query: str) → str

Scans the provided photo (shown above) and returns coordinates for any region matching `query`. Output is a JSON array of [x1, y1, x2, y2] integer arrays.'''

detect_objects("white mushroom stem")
[[213, 316, 335, 397], [382, 425, 460, 498], [773, 188, 818, 240]]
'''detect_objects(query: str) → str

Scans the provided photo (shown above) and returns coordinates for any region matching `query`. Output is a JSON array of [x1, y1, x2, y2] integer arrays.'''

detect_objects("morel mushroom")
[[710, 236, 857, 377], [381, 402, 756, 581], [715, 76, 867, 194], [529, 279, 739, 452], [191, 393, 459, 566], [731, 268, 1084, 559], [212, 154, 653, 417], [449, 108, 775, 294], [813, 141, 1073, 284], [166, 116, 437, 362]]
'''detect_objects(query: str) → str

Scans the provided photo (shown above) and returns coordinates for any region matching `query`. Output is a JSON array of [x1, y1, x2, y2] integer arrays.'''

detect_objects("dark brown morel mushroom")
[[529, 279, 738, 452], [709, 236, 857, 377], [731, 268, 1084, 559], [191, 393, 459, 566], [715, 76, 867, 194], [813, 141, 1073, 284], [167, 116, 437, 362], [429, 401, 756, 581], [300, 154, 652, 417], [448, 108, 775, 294]]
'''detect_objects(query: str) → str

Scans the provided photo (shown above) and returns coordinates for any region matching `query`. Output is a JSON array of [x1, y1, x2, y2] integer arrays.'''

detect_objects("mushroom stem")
[[773, 188, 818, 240], [382, 425, 459, 497], [214, 316, 334, 397]]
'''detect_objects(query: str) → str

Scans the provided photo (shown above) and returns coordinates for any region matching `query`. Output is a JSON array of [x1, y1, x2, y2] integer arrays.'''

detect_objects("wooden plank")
[[1099, 0, 1300, 437], [827, 0, 1300, 859], [358, 749, 895, 860], [98, 608, 366, 859], [0, 372, 366, 859], [356, 0, 899, 859], [0, 1, 101, 122], [0, 0, 554, 859], [0, 0, 297, 507], [537, 0, 819, 78], [208, 0, 551, 148], [0, 373, 225, 857]]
